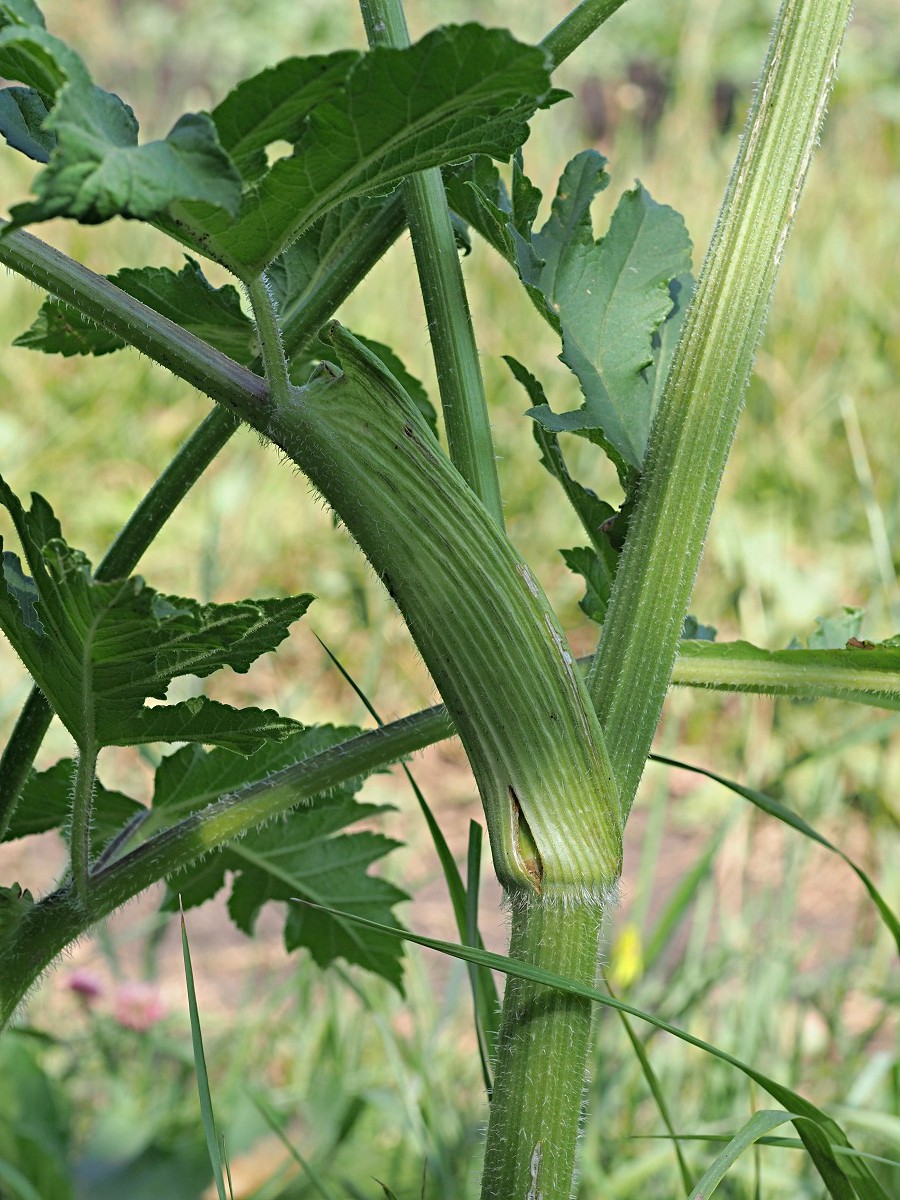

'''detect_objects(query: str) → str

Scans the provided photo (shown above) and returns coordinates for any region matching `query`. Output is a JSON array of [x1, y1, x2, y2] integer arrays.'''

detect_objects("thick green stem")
[[588, 0, 854, 814], [273, 325, 621, 896], [480, 900, 604, 1199], [540, 0, 631, 69], [245, 273, 292, 403], [360, 0, 504, 526]]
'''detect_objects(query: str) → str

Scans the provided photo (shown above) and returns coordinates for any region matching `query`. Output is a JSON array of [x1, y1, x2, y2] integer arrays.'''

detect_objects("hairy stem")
[[70, 745, 97, 903], [588, 0, 854, 814], [480, 900, 604, 1200], [360, 0, 504, 526]]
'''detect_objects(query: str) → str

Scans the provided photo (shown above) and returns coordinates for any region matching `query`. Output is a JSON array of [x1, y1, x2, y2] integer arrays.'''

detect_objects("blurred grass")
[[1, 0, 899, 1196]]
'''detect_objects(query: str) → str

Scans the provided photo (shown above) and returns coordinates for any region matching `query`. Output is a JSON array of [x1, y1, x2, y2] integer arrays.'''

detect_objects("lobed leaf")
[[3, 758, 141, 842], [164, 752, 407, 990], [454, 151, 692, 474], [7, 89, 242, 230], [0, 477, 310, 754], [0, 86, 53, 161], [181, 25, 554, 274], [15, 257, 256, 362]]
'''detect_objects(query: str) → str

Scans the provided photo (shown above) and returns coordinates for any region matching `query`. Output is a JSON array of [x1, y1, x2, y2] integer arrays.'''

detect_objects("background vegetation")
[[0, 1, 897, 1196]]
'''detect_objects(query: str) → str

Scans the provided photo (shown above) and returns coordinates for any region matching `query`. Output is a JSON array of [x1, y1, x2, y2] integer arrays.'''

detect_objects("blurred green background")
[[0, 2, 898, 1197]]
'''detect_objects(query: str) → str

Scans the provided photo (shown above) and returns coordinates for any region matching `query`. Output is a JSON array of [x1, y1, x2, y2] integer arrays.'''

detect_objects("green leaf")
[[0, 477, 310, 753], [4, 758, 142, 842], [0, 1, 47, 30], [0, 86, 54, 161], [171, 782, 407, 990], [0, 23, 88, 100], [686, 1110, 815, 1200], [805, 606, 865, 650], [152, 726, 362, 818], [15, 258, 256, 362], [183, 25, 554, 273], [210, 50, 358, 183], [540, 179, 693, 469], [0, 884, 34, 955], [7, 85, 242, 231], [179, 908, 228, 1200], [454, 152, 692, 472], [561, 546, 616, 623]]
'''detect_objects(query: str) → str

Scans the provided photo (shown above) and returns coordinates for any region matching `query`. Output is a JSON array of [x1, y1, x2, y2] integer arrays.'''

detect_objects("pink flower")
[[112, 981, 166, 1031], [67, 969, 104, 1004]]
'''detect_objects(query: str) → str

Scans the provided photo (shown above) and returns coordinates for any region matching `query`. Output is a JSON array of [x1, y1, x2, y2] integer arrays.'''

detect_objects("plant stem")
[[70, 745, 97, 903], [588, 0, 854, 814], [480, 900, 604, 1199], [360, 0, 504, 526], [540, 0, 631, 69], [245, 273, 292, 403]]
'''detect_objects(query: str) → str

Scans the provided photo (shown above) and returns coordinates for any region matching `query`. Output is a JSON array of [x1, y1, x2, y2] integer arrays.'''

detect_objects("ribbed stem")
[[588, 0, 854, 813], [480, 900, 604, 1199], [246, 273, 292, 403], [273, 324, 622, 895], [360, 0, 505, 526]]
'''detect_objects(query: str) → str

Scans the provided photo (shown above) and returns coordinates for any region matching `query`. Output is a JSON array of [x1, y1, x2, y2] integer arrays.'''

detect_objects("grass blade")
[[651, 754, 900, 956], [289, 898, 891, 1200], [686, 1110, 811, 1200], [179, 901, 228, 1200], [608, 988, 693, 1195], [466, 819, 497, 1092], [251, 1092, 340, 1200]]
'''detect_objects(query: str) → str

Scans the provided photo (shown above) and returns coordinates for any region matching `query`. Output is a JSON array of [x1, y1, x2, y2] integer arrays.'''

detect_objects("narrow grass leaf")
[[0, 1159, 44, 1200], [686, 1110, 811, 1200], [251, 1092, 340, 1200], [609, 990, 693, 1195], [290, 900, 889, 1200], [466, 820, 496, 1091], [179, 904, 228, 1200], [642, 823, 726, 971], [651, 753, 900, 956]]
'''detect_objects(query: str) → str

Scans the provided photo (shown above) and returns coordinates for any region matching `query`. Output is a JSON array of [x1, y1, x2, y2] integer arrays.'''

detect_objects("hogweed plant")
[[0, 0, 896, 1196]]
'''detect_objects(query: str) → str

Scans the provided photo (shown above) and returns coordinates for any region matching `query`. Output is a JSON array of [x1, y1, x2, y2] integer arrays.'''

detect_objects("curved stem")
[[588, 0, 854, 814], [360, 0, 504, 526]]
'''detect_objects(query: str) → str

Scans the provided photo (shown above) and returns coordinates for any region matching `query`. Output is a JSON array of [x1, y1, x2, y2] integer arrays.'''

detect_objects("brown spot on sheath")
[[510, 786, 543, 892], [847, 637, 876, 650], [402, 423, 415, 437]]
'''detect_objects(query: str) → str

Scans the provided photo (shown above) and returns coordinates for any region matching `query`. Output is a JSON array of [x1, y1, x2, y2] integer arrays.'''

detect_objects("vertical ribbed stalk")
[[360, 0, 505, 527], [588, 0, 854, 813], [70, 746, 97, 903], [480, 900, 604, 1199]]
